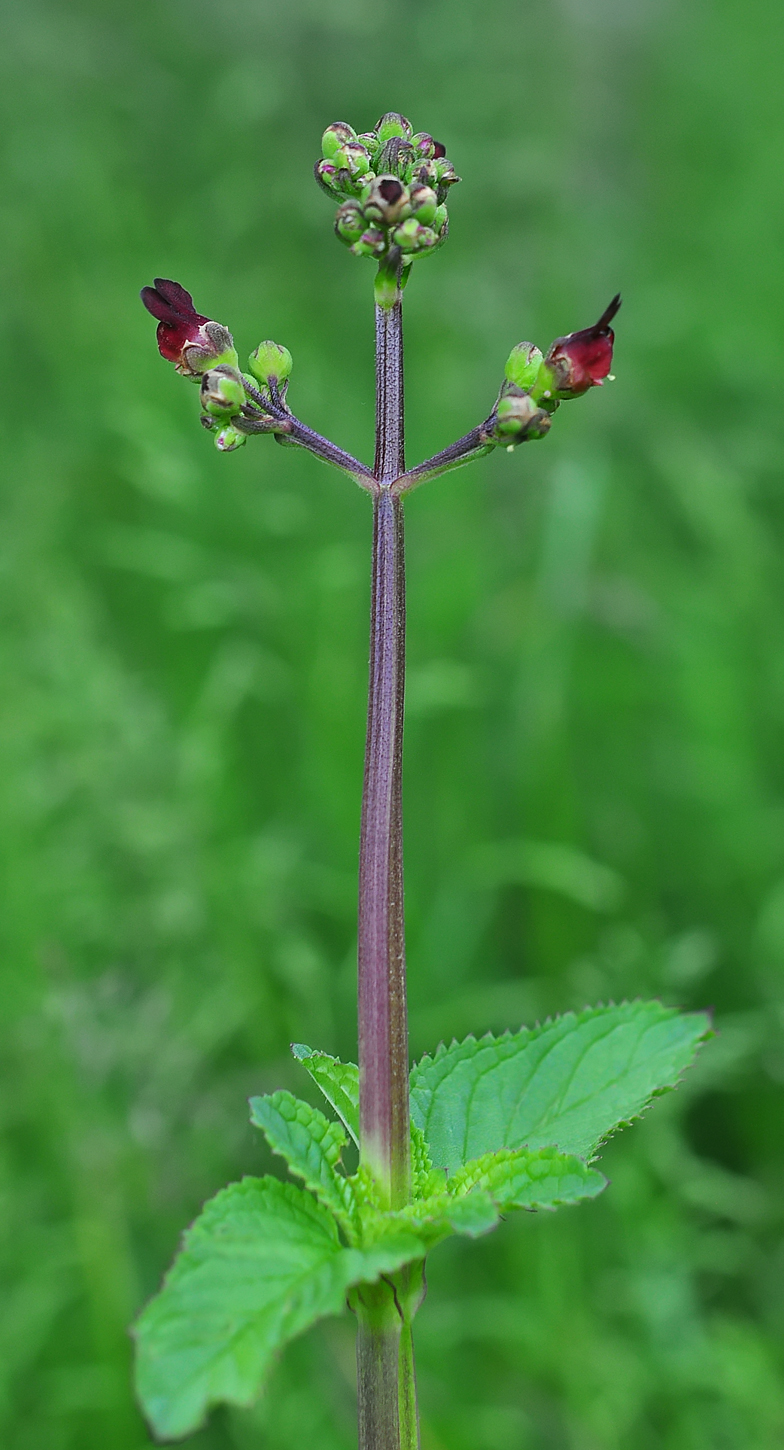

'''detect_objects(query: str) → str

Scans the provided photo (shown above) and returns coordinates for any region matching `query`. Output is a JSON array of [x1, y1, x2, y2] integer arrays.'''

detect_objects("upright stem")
[[374, 292, 405, 483], [356, 279, 418, 1450], [358, 288, 410, 1210]]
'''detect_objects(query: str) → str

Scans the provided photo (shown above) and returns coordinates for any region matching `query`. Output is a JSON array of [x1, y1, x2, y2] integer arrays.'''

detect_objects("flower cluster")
[[315, 112, 460, 267], [491, 295, 621, 445], [140, 280, 293, 453]]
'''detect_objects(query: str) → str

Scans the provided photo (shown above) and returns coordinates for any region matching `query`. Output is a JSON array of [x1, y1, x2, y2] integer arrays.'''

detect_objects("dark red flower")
[[140, 279, 235, 376], [543, 294, 621, 398]]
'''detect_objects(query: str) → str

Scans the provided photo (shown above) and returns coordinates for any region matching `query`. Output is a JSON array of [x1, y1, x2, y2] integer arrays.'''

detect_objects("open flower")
[[541, 294, 621, 399], [140, 278, 237, 377]]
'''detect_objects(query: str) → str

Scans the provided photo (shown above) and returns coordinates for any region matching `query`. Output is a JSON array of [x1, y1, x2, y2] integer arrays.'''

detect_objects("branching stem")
[[355, 278, 416, 1450]]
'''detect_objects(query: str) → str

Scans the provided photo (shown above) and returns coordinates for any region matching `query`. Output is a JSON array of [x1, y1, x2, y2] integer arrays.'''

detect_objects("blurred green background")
[[2, 0, 783, 1446]]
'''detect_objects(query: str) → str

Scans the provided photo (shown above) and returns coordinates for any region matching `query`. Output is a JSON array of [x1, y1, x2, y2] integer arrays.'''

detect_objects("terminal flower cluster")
[[316, 111, 460, 268]]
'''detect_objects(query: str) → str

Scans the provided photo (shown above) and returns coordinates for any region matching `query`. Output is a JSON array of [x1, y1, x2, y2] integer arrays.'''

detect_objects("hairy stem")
[[355, 1280, 402, 1450], [357, 485, 409, 1208], [374, 292, 405, 483], [356, 282, 413, 1450], [358, 282, 410, 1211], [395, 420, 497, 493], [239, 378, 374, 487]]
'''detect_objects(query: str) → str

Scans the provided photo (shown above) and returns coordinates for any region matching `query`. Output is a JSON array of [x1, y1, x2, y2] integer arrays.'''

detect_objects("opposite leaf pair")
[[134, 1000, 710, 1440]]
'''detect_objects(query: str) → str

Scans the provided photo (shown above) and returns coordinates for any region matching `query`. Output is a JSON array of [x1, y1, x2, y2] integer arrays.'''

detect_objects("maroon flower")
[[140, 279, 236, 377], [543, 294, 621, 399]]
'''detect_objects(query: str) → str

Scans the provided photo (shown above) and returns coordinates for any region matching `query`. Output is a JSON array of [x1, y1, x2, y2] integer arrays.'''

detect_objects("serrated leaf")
[[291, 1043, 359, 1146], [411, 1121, 435, 1198], [249, 1091, 357, 1234], [410, 1001, 711, 1173], [362, 1188, 500, 1252], [134, 1177, 427, 1439], [449, 1145, 606, 1210]]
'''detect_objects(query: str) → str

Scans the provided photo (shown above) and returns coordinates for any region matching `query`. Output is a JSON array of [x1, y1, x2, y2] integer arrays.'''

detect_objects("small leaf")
[[410, 1120, 435, 1198], [410, 1001, 711, 1173], [449, 1145, 606, 1210], [291, 1043, 359, 1146], [249, 1091, 358, 1234], [362, 1189, 500, 1252], [134, 1177, 427, 1439]]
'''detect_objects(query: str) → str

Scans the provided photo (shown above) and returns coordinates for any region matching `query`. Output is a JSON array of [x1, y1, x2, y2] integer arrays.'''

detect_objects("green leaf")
[[411, 1120, 441, 1198], [249, 1091, 357, 1234], [134, 1176, 427, 1439], [363, 1188, 500, 1251], [449, 1145, 606, 1210], [410, 1001, 711, 1173], [291, 1043, 359, 1146]]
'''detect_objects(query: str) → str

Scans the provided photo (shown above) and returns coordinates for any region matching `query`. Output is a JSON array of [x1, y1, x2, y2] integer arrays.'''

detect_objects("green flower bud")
[[334, 200, 366, 245], [412, 158, 439, 188], [351, 227, 387, 258], [214, 424, 247, 452], [408, 184, 438, 225], [321, 122, 356, 159], [200, 364, 246, 418], [315, 159, 342, 197], [364, 175, 409, 226], [332, 141, 372, 179], [411, 132, 437, 159], [356, 131, 379, 151], [375, 111, 412, 143], [435, 158, 461, 203], [494, 391, 552, 442], [391, 219, 437, 254], [504, 342, 544, 391], [248, 341, 293, 386]]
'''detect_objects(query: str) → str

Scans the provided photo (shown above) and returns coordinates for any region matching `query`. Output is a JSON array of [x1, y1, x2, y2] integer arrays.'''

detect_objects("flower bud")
[[351, 227, 387, 258], [200, 365, 246, 418], [248, 341, 293, 386], [375, 112, 413, 143], [332, 141, 372, 179], [334, 200, 365, 245], [214, 424, 247, 452], [504, 342, 544, 391], [364, 175, 408, 225], [141, 279, 238, 377], [411, 132, 437, 158], [494, 391, 552, 442], [435, 158, 460, 201], [408, 184, 438, 224], [412, 158, 439, 187], [321, 122, 356, 159], [314, 158, 342, 196], [391, 219, 437, 253], [538, 294, 621, 399]]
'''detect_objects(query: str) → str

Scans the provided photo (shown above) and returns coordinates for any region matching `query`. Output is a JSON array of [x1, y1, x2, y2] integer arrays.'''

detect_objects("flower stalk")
[[358, 267, 410, 1212]]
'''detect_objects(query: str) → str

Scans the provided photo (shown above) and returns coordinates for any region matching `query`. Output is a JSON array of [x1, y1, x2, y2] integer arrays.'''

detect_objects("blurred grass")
[[1, 0, 783, 1446]]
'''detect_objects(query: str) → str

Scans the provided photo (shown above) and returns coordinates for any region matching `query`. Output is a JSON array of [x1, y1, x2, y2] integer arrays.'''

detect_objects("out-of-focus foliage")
[[1, 0, 783, 1446]]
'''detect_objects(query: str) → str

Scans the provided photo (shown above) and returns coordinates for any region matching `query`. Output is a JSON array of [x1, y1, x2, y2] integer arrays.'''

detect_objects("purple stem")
[[358, 290, 410, 1210]]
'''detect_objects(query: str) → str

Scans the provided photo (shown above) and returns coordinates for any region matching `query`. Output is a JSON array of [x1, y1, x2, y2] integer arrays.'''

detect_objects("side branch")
[[240, 378, 375, 487], [393, 418, 497, 494]]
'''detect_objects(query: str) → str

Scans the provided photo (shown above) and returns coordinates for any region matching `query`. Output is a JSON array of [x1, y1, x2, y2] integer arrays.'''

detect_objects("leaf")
[[449, 1145, 606, 1210], [249, 1091, 357, 1234], [134, 1177, 427, 1440], [411, 1120, 439, 1199], [291, 1043, 359, 1146], [410, 1001, 711, 1173], [363, 1189, 500, 1251]]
